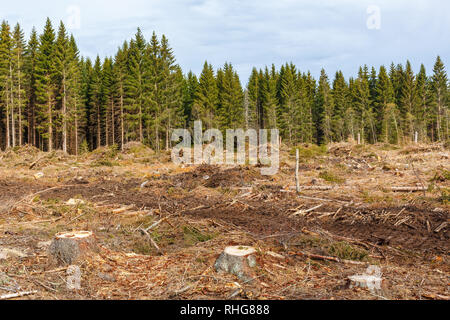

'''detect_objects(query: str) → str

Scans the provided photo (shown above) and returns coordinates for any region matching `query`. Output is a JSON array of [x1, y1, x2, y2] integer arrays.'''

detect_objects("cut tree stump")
[[214, 246, 257, 282], [49, 231, 98, 265]]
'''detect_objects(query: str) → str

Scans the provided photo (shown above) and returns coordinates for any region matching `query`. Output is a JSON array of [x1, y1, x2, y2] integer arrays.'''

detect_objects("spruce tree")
[[415, 64, 430, 142], [193, 61, 218, 129], [401, 60, 417, 142], [431, 56, 448, 141], [24, 28, 38, 146], [332, 71, 349, 141], [12, 23, 25, 146], [246, 68, 259, 129], [216, 62, 244, 130], [376, 65, 398, 143], [126, 28, 148, 143], [86, 56, 104, 148], [53, 21, 72, 152], [113, 41, 128, 150], [0, 21, 12, 149], [316, 69, 334, 143], [181, 71, 198, 129], [35, 18, 56, 151]]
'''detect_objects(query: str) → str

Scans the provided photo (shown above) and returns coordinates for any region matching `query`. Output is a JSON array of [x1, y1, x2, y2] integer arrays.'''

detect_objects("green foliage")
[[182, 225, 215, 245], [319, 170, 346, 184], [329, 242, 369, 261], [0, 17, 448, 154], [290, 144, 327, 158]]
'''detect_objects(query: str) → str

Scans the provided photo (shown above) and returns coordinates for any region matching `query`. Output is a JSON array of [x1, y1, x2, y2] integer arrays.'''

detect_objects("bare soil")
[[0, 142, 448, 300]]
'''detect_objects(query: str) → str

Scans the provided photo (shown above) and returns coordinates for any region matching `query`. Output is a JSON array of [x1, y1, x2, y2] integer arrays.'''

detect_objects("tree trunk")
[[97, 104, 101, 148], [111, 100, 115, 146], [49, 231, 98, 266], [214, 246, 257, 282], [62, 73, 67, 153], [120, 92, 124, 151], [18, 59, 22, 146], [48, 93, 53, 152]]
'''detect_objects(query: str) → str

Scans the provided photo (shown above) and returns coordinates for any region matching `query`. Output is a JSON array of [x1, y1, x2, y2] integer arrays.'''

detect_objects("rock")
[[37, 241, 52, 250], [49, 231, 98, 265], [34, 172, 44, 179], [347, 265, 383, 293], [0, 248, 28, 260], [140, 180, 149, 189], [97, 272, 116, 282], [215, 246, 257, 282], [66, 199, 85, 206], [266, 251, 285, 260]]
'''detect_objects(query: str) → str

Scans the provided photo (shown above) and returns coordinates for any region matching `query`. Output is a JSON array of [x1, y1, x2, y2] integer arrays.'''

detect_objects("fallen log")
[[391, 186, 428, 192], [289, 185, 333, 191], [0, 291, 37, 300]]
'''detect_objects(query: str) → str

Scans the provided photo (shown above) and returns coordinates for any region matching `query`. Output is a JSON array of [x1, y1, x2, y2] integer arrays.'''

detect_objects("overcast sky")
[[2, 0, 449, 83]]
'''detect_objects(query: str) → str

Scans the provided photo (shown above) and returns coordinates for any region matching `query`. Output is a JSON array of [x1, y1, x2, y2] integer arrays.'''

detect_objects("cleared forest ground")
[[0, 142, 448, 300]]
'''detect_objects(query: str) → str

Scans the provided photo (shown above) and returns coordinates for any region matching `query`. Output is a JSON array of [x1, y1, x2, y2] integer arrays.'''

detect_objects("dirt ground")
[[0, 142, 448, 300]]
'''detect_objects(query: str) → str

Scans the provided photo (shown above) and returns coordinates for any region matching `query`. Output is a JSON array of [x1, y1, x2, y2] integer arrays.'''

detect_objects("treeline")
[[0, 19, 448, 154]]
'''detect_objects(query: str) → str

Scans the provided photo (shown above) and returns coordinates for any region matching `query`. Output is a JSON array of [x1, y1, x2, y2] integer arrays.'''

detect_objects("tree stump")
[[49, 231, 98, 265], [214, 246, 257, 282]]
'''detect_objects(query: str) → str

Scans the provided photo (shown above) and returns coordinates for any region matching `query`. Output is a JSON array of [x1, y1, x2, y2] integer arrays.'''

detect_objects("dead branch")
[[0, 291, 37, 300], [391, 187, 428, 192]]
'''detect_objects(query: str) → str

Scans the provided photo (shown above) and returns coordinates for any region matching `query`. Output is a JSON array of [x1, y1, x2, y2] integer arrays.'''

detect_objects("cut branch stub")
[[49, 231, 98, 265], [214, 246, 257, 282]]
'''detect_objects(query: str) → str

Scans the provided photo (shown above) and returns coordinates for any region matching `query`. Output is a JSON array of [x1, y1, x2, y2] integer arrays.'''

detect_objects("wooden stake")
[[295, 149, 300, 193]]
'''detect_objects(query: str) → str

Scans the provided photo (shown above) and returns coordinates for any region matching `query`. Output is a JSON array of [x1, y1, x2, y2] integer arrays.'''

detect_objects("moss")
[[290, 144, 327, 159], [183, 225, 215, 245], [319, 170, 346, 184], [440, 188, 450, 204], [328, 242, 369, 261], [431, 169, 450, 182], [90, 159, 119, 167]]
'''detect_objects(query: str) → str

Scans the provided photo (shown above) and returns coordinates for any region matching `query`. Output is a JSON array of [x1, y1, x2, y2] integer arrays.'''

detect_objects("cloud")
[[1, 0, 449, 83]]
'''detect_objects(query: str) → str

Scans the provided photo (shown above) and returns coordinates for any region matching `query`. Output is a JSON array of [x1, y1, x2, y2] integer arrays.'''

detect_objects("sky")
[[2, 0, 449, 84]]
